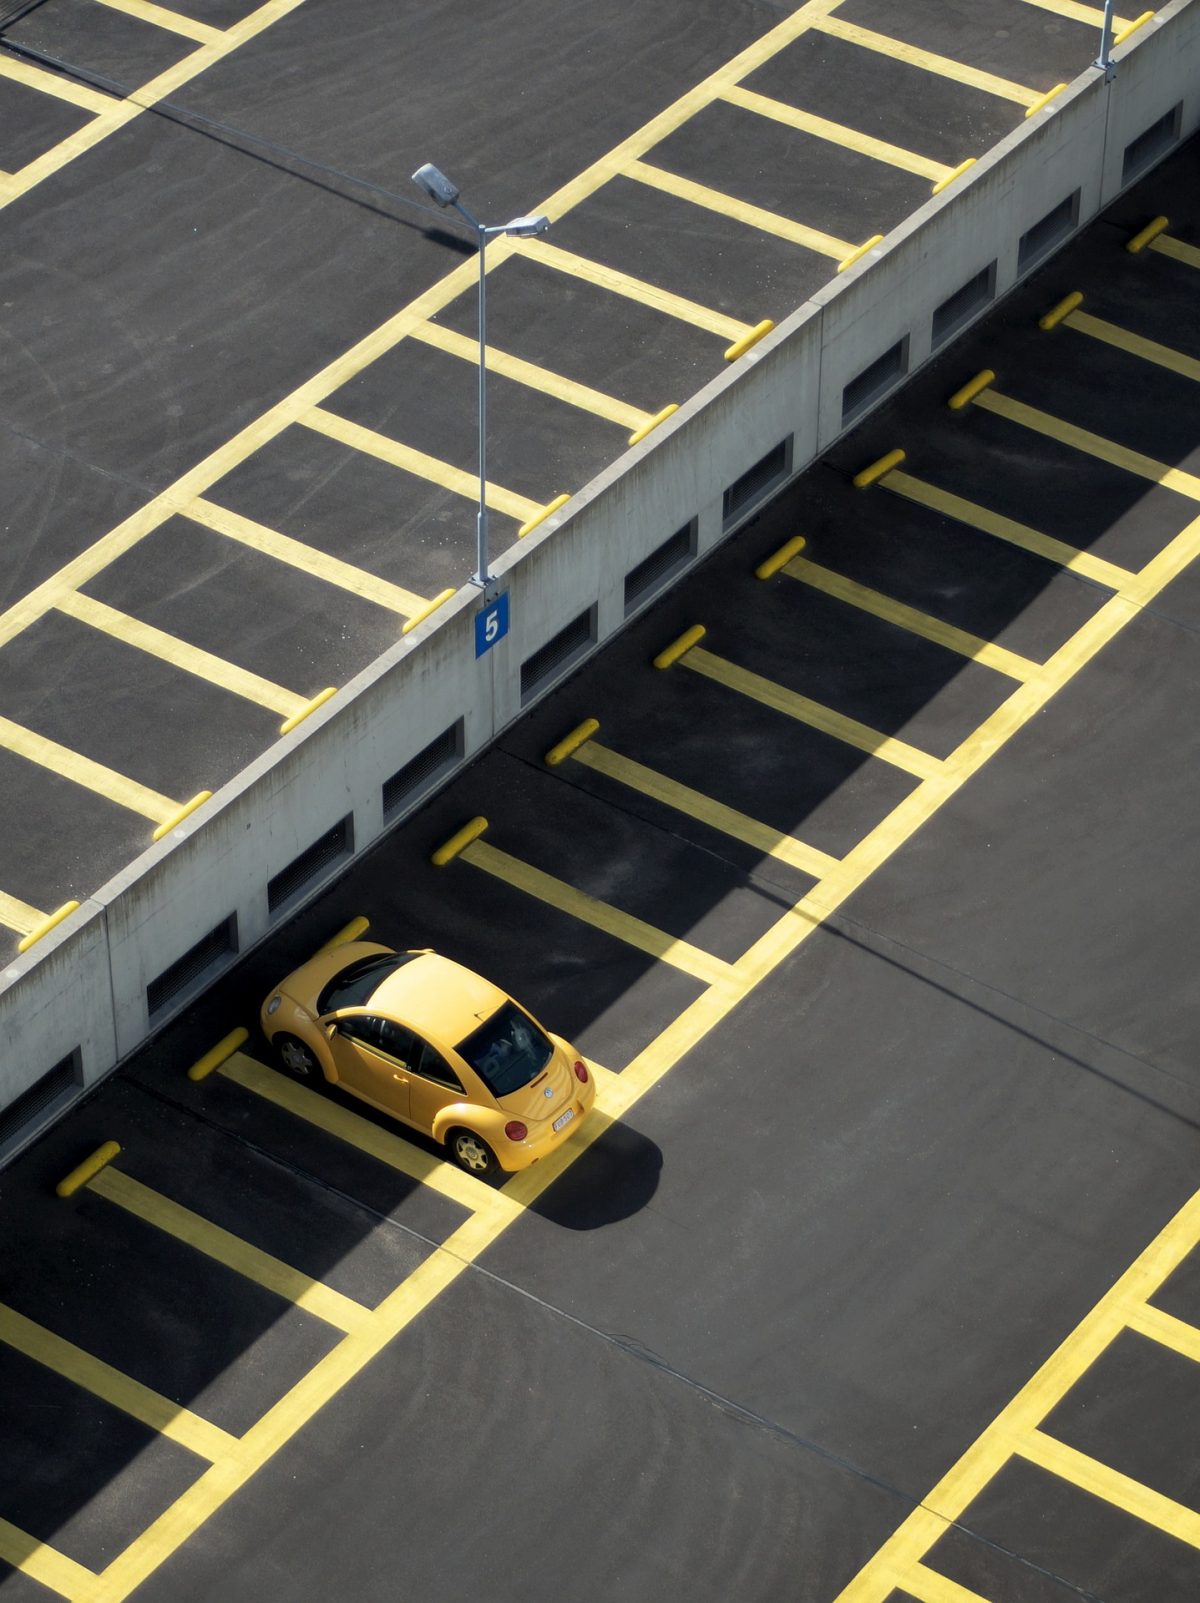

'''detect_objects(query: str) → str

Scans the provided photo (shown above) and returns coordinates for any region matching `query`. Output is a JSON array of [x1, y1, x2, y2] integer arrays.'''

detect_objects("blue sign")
[[475, 592, 509, 658]]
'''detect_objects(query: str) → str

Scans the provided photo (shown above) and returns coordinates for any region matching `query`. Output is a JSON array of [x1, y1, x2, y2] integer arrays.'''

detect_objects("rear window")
[[457, 1002, 553, 1098], [317, 953, 416, 1015]]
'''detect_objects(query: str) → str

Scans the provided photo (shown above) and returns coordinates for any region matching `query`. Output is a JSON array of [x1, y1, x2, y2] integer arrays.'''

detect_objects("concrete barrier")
[[2, 0, 1197, 1155]]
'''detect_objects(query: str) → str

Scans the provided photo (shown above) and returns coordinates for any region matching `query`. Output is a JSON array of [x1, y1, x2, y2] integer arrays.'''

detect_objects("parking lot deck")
[[0, 0, 1158, 954], [0, 128, 1198, 1599]]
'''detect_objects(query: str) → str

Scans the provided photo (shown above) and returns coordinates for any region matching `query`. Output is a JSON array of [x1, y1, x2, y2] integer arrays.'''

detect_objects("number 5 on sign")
[[475, 592, 509, 658]]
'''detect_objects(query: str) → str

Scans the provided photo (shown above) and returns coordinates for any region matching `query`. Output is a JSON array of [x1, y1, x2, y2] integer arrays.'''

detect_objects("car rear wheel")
[[274, 1033, 318, 1081], [447, 1128, 499, 1178]]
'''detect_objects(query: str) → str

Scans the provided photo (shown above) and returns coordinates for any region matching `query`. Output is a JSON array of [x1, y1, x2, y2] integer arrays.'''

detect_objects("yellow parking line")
[[1152, 234, 1200, 270], [683, 645, 943, 780], [217, 1051, 513, 1221], [0, 56, 114, 114], [303, 407, 542, 524], [56, 591, 304, 719], [782, 555, 1039, 679], [572, 738, 840, 879], [89, 1166, 372, 1334], [0, 714, 175, 822], [510, 237, 750, 342], [0, 1301, 235, 1461], [1063, 309, 1200, 382], [1126, 1301, 1200, 1364], [1019, 1428, 1200, 1546], [901, 1564, 991, 1603], [0, 890, 45, 936], [720, 85, 950, 181], [886, 470, 1136, 590], [184, 499, 428, 618], [974, 387, 1200, 501], [461, 837, 737, 989], [626, 159, 855, 259], [814, 16, 1041, 106], [1015, 0, 1130, 24], [91, 0, 223, 43], [0, 1519, 102, 1603], [410, 321, 648, 431]]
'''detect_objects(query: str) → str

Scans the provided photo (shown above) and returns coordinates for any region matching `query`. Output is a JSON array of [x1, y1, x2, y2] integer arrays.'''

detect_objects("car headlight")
[[266, 995, 281, 1015]]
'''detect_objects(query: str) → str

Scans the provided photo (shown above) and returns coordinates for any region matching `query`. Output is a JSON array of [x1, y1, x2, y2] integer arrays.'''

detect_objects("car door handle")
[[392, 1073, 408, 1083]]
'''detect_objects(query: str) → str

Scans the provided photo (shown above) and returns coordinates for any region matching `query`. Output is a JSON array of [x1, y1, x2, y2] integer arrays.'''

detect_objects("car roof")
[[371, 952, 508, 1047]]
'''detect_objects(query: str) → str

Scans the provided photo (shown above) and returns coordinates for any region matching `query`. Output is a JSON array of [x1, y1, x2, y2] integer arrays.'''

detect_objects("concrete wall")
[[2, 0, 1196, 1151]]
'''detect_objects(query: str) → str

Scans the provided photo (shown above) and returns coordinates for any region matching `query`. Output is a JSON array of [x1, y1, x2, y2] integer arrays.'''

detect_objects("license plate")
[[552, 1108, 575, 1133]]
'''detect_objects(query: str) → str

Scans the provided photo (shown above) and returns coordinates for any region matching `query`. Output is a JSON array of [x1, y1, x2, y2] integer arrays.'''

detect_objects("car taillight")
[[573, 1060, 589, 1083], [504, 1121, 528, 1142]]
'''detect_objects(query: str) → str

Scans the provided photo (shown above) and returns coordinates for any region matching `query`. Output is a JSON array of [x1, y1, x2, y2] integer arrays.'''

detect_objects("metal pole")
[[475, 220, 489, 589], [1095, 0, 1117, 72]]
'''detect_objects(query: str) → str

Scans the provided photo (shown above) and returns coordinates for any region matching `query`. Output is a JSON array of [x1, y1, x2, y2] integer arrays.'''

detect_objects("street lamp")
[[412, 162, 550, 590], [1094, 0, 1117, 74]]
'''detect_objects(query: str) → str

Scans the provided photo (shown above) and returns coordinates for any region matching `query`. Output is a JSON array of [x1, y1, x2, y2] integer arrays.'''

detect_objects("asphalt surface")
[[1, 128, 1199, 1601], [0, 0, 1134, 947]]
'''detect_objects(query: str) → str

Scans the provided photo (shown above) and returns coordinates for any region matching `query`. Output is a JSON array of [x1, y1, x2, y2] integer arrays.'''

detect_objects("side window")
[[415, 1040, 464, 1092], [376, 1020, 417, 1065], [337, 1015, 383, 1049]]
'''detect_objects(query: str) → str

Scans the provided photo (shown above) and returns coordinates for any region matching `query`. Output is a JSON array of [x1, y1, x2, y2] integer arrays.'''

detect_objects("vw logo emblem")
[[543, 1086, 555, 1098]]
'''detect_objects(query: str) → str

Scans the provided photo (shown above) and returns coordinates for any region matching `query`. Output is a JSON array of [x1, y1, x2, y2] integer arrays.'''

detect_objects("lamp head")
[[505, 213, 551, 237], [412, 163, 460, 207]]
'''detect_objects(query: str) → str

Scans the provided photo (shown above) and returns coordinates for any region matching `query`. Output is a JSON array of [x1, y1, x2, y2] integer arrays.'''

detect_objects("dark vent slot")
[[842, 337, 908, 424], [383, 723, 463, 818], [624, 523, 694, 614], [147, 916, 237, 1018], [1018, 191, 1079, 271], [0, 1050, 80, 1151], [722, 440, 790, 527], [1122, 104, 1180, 183], [521, 608, 595, 703], [267, 818, 353, 913], [932, 263, 996, 347]]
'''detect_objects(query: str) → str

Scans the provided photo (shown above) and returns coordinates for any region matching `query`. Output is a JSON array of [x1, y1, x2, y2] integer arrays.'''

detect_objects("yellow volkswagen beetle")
[[260, 941, 595, 1177]]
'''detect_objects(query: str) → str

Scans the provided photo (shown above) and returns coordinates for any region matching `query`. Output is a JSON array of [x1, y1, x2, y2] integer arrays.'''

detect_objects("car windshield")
[[457, 1001, 553, 1098], [317, 953, 415, 1016]]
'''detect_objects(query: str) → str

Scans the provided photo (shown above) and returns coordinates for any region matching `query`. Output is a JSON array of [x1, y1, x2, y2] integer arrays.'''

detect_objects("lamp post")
[[1095, 0, 1118, 74], [412, 162, 550, 590]]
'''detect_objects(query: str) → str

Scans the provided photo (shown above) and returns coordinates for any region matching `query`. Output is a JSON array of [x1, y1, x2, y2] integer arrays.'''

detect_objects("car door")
[[405, 1038, 469, 1137], [326, 1014, 415, 1120]]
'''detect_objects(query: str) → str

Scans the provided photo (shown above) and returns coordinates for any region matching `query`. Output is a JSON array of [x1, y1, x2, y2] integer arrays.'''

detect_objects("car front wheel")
[[447, 1128, 499, 1178], [274, 1033, 319, 1081]]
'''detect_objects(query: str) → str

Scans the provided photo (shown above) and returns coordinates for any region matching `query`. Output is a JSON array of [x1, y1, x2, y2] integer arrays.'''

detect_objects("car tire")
[[274, 1033, 319, 1081], [447, 1128, 499, 1178]]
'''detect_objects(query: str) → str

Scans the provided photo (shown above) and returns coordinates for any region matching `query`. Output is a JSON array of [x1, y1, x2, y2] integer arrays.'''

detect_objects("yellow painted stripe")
[[184, 498, 427, 618], [1065, 309, 1200, 382], [462, 838, 736, 988], [1019, 1429, 1200, 1546], [626, 158, 854, 258], [0, 1302, 235, 1460], [1, 0, 311, 213], [91, 0, 223, 43], [1152, 234, 1200, 269], [0, 55, 114, 113], [55, 591, 303, 718], [814, 16, 1041, 106], [0, 1518, 103, 1603], [574, 739, 841, 879], [720, 85, 950, 181], [1015, 0, 1130, 25], [217, 1052, 508, 1219], [1126, 1301, 1200, 1364], [303, 407, 541, 523], [975, 387, 1200, 500], [904, 1563, 993, 1603], [0, 890, 44, 936], [89, 1166, 372, 1333], [0, 714, 174, 822], [684, 646, 943, 780], [886, 470, 1134, 590], [409, 321, 648, 431], [510, 237, 749, 341], [783, 556, 1037, 678]]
